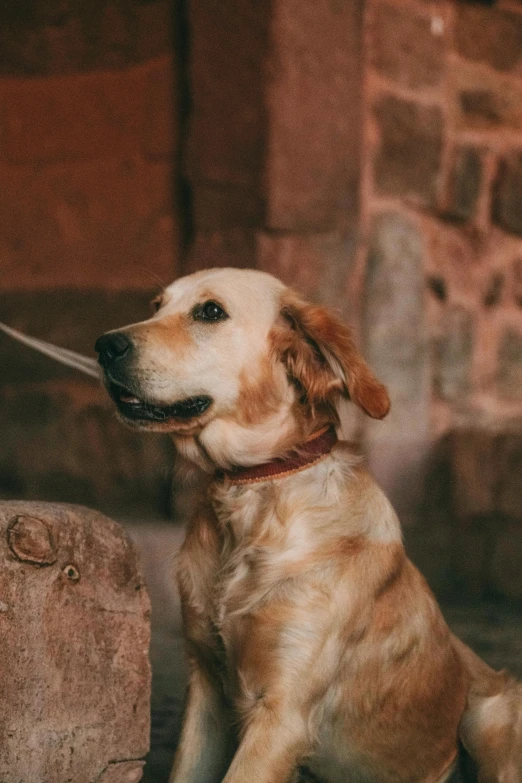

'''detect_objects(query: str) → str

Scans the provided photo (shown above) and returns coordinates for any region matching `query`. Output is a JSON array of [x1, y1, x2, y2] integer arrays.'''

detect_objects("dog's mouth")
[[108, 381, 213, 422]]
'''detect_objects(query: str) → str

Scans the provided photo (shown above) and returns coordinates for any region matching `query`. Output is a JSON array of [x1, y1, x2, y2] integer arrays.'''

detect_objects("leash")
[[0, 322, 100, 379]]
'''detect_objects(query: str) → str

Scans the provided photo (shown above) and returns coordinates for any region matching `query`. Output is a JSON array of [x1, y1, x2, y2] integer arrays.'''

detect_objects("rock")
[[0, 0, 171, 76], [363, 212, 430, 516], [0, 501, 151, 783], [513, 258, 522, 307], [373, 95, 443, 207], [455, 5, 522, 74], [445, 147, 482, 223], [493, 153, 522, 237], [265, 0, 363, 232], [455, 67, 522, 133], [498, 329, 522, 399], [369, 2, 445, 89], [433, 306, 474, 401]]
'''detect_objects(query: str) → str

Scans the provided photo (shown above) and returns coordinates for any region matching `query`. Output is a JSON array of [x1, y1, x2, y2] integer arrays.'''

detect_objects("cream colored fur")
[[99, 268, 521, 783]]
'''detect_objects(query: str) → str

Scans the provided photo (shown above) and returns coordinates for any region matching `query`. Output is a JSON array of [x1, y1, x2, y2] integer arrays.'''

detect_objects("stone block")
[[513, 258, 522, 307], [363, 212, 430, 516], [482, 272, 504, 308], [455, 69, 522, 133], [497, 328, 522, 400], [364, 212, 428, 412], [433, 306, 474, 401], [257, 229, 357, 315], [0, 57, 173, 164], [369, 2, 444, 89], [143, 56, 177, 160], [0, 382, 174, 517], [187, 0, 269, 190], [373, 95, 443, 207], [0, 155, 176, 290], [0, 500, 151, 782], [265, 0, 363, 231], [0, 1, 171, 76], [184, 229, 257, 274], [192, 183, 263, 231], [493, 153, 522, 237], [445, 147, 482, 223], [455, 5, 522, 74]]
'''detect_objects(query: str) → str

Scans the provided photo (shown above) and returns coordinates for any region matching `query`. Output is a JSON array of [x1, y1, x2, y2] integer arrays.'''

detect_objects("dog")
[[95, 268, 521, 783]]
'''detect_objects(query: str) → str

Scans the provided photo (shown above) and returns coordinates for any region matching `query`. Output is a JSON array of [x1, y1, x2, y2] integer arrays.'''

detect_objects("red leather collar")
[[217, 426, 338, 485]]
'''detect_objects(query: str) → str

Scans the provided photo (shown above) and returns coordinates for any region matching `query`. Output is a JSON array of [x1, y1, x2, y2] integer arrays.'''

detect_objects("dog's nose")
[[94, 332, 132, 367]]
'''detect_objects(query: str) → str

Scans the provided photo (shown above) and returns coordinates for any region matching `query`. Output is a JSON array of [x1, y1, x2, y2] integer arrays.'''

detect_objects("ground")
[[126, 521, 522, 783]]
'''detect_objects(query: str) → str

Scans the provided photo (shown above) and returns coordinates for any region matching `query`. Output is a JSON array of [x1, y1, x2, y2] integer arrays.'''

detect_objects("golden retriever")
[[95, 268, 521, 783]]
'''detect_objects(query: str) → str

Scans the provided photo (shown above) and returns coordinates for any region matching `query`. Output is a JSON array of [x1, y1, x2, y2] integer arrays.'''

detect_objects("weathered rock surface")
[[0, 501, 151, 783]]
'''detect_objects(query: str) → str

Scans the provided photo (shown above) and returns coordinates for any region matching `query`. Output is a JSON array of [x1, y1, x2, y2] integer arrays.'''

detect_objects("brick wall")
[[362, 0, 522, 597], [0, 1, 179, 515]]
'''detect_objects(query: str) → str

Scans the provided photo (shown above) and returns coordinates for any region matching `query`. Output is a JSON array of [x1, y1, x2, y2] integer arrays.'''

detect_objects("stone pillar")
[[0, 501, 151, 783], [184, 0, 364, 317]]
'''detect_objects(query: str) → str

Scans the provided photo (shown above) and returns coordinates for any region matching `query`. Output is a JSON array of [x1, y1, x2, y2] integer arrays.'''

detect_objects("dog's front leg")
[[169, 665, 235, 783], [222, 701, 308, 783]]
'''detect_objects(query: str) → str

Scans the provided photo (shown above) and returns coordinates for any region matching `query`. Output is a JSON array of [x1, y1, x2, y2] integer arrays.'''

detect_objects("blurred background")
[[0, 0, 521, 779]]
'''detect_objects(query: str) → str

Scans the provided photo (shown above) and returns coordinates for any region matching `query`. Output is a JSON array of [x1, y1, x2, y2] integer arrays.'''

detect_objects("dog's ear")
[[272, 292, 390, 419]]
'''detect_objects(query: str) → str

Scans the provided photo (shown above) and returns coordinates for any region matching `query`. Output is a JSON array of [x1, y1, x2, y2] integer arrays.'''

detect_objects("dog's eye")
[[193, 301, 228, 322], [151, 296, 162, 313]]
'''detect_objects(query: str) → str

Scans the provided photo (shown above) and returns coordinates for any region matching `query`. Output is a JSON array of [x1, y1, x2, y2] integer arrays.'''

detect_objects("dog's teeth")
[[120, 394, 141, 404]]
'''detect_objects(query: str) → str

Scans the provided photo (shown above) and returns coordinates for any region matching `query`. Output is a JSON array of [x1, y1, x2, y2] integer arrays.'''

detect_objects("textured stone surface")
[[0, 56, 172, 164], [455, 69, 522, 132], [433, 306, 474, 401], [257, 229, 357, 315], [498, 329, 522, 399], [265, 0, 363, 231], [363, 212, 429, 514], [364, 212, 427, 413], [0, 0, 171, 75], [0, 501, 151, 783], [0, 155, 175, 291], [373, 96, 443, 207], [445, 147, 482, 223], [184, 229, 257, 274], [493, 154, 522, 237], [455, 5, 522, 74], [187, 0, 268, 229], [369, 2, 444, 89], [0, 382, 174, 516], [513, 258, 522, 307]]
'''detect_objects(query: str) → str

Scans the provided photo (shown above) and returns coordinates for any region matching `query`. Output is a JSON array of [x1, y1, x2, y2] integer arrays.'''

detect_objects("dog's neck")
[[216, 426, 338, 485], [172, 404, 337, 473]]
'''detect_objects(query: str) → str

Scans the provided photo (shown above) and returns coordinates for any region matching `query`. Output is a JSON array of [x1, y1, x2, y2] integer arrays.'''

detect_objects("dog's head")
[[95, 268, 389, 467]]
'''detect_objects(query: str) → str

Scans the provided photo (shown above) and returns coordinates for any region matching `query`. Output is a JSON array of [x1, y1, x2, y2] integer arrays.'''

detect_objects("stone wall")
[[1, 0, 521, 582], [361, 0, 522, 597], [0, 1, 179, 514]]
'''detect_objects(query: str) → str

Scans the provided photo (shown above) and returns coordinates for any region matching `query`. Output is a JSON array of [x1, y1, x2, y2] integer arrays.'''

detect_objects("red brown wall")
[[0, 1, 179, 514]]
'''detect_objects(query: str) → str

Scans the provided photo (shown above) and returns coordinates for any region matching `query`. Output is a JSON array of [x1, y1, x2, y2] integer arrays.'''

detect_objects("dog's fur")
[[97, 268, 521, 783]]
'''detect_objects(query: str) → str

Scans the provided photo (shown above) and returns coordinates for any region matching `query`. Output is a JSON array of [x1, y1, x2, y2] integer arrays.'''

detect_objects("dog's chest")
[[208, 487, 285, 682]]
